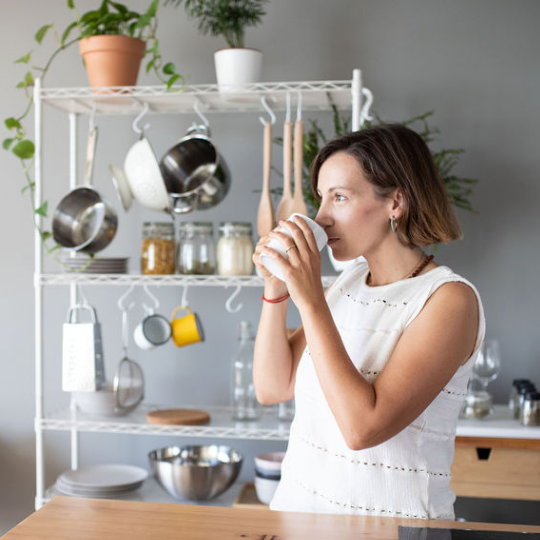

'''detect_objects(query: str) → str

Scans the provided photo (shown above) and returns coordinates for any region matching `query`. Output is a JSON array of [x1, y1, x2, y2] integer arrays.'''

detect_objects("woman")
[[252, 124, 485, 520]]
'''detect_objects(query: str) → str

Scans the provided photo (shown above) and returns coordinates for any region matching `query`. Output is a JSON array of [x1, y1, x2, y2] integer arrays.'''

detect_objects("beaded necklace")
[[367, 253, 434, 285]]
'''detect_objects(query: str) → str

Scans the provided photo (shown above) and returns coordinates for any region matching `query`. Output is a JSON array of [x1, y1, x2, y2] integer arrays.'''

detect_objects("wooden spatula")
[[291, 118, 308, 216], [257, 121, 275, 237], [275, 119, 294, 222]]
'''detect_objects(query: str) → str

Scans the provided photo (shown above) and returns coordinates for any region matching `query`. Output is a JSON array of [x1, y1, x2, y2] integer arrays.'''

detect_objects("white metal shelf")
[[41, 404, 290, 441], [37, 273, 337, 287], [40, 80, 354, 116]]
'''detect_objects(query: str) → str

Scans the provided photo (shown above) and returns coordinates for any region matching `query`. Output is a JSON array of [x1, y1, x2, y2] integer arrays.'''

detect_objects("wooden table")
[[3, 497, 540, 539]]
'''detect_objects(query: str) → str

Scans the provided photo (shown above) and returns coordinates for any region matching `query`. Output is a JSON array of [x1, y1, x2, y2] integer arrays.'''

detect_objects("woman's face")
[[315, 152, 394, 261]]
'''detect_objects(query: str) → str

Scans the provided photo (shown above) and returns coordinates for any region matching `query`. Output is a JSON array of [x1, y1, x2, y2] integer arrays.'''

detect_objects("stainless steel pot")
[[159, 125, 230, 214], [52, 126, 118, 253]]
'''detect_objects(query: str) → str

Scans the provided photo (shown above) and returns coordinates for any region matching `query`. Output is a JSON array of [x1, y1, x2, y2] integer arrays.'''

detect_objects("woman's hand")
[[259, 216, 326, 310], [253, 231, 289, 297]]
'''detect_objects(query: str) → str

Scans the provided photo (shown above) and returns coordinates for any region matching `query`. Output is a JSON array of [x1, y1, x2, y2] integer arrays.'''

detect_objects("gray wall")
[[1, 0, 539, 533]]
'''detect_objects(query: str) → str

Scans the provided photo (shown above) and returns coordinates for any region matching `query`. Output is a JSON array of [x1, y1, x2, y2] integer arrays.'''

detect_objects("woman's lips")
[[327, 237, 339, 246]]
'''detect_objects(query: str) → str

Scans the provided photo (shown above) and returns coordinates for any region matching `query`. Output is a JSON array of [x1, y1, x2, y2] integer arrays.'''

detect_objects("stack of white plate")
[[55, 464, 148, 498], [61, 256, 129, 274]]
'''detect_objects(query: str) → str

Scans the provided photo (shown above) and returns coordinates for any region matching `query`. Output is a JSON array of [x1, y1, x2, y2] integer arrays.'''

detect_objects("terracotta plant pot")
[[79, 35, 146, 88]]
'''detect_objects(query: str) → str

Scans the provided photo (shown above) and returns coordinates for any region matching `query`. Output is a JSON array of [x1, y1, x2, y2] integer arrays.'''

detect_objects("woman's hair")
[[311, 123, 462, 246]]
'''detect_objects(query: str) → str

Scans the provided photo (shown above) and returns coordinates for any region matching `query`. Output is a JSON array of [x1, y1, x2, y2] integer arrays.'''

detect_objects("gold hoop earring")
[[390, 216, 397, 233]]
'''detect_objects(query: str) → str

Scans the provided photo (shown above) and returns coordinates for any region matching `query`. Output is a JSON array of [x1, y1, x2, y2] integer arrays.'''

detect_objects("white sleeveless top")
[[270, 260, 486, 520]]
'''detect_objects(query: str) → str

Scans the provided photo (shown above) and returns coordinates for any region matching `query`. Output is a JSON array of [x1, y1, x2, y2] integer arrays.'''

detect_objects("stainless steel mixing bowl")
[[148, 445, 243, 501]]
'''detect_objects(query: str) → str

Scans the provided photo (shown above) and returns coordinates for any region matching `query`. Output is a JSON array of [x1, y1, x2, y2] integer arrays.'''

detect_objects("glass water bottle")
[[231, 321, 261, 421]]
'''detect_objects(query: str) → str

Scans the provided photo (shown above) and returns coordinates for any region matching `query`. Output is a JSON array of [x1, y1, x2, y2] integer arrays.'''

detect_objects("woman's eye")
[[335, 194, 346, 201]]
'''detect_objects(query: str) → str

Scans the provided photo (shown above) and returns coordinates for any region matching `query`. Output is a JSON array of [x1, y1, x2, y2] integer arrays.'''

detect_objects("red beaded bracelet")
[[262, 293, 290, 304]]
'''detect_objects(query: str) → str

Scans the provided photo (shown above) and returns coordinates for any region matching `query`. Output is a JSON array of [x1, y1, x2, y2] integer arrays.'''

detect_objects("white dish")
[[57, 464, 148, 492], [254, 475, 280, 505], [254, 452, 285, 472], [110, 164, 133, 211]]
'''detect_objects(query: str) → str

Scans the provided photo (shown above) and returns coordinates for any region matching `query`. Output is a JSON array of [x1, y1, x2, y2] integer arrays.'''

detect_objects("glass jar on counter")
[[177, 221, 216, 275], [141, 221, 176, 275], [217, 222, 254, 276]]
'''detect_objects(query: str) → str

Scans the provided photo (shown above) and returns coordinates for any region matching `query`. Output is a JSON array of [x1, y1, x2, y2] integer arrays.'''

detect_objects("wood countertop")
[[3, 497, 540, 540]]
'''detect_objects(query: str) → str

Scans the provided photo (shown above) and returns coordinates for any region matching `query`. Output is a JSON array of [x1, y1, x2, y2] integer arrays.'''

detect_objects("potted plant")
[[3, 0, 183, 267], [167, 0, 268, 89]]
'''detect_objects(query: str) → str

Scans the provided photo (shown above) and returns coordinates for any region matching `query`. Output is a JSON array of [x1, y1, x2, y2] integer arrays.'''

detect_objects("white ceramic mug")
[[260, 213, 328, 281], [133, 312, 172, 350]]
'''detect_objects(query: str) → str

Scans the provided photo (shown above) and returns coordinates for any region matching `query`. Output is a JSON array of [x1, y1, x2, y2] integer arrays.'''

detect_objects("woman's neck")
[[365, 247, 432, 286]]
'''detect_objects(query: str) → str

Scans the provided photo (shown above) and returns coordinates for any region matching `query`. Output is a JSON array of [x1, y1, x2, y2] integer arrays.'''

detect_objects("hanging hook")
[[181, 284, 189, 307], [296, 91, 302, 122], [132, 101, 150, 136], [259, 96, 276, 126], [285, 92, 291, 123], [117, 284, 136, 312], [193, 99, 210, 129], [224, 285, 243, 314], [142, 284, 159, 314]]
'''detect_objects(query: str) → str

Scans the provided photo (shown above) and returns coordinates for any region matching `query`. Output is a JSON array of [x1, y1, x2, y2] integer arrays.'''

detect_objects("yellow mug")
[[171, 306, 205, 347]]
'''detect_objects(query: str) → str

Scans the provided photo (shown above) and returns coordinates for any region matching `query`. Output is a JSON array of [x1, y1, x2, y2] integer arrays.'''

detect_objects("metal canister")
[[515, 383, 537, 420], [520, 391, 540, 426], [509, 378, 532, 414]]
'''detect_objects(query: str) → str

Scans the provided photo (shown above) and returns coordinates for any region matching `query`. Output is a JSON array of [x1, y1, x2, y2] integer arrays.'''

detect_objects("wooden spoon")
[[257, 121, 275, 237], [275, 119, 294, 222], [291, 118, 308, 216]]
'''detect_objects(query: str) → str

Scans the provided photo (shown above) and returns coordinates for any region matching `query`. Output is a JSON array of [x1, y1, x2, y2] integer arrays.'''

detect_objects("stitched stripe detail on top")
[[292, 477, 428, 519], [339, 287, 409, 308], [292, 427, 451, 477]]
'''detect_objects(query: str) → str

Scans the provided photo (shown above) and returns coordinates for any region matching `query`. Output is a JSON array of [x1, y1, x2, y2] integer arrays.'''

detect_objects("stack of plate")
[[61, 256, 129, 274], [55, 464, 147, 498]]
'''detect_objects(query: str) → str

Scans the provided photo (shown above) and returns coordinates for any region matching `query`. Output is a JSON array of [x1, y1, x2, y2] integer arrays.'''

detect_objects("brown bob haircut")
[[311, 124, 462, 247]]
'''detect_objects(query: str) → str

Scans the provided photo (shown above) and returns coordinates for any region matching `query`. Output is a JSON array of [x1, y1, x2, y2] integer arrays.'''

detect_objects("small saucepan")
[[53, 126, 118, 253], [159, 124, 230, 214]]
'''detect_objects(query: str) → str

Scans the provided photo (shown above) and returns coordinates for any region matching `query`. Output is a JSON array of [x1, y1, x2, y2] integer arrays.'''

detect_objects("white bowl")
[[254, 452, 285, 473], [72, 382, 132, 417], [254, 475, 280, 505]]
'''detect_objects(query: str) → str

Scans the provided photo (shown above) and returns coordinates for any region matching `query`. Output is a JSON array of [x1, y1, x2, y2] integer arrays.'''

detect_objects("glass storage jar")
[[177, 221, 216, 275], [141, 221, 175, 275], [217, 222, 254, 276]]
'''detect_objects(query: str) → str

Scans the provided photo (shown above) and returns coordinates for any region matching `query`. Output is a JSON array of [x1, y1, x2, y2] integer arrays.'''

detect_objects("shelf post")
[[33, 77, 45, 510]]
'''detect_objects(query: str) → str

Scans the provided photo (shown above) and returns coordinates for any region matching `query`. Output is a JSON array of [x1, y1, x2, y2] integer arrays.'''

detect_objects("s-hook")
[[193, 99, 210, 130], [224, 285, 243, 314], [181, 284, 189, 307], [296, 91, 302, 122], [132, 101, 150, 136], [117, 284, 136, 312], [259, 96, 277, 126], [142, 285, 159, 314]]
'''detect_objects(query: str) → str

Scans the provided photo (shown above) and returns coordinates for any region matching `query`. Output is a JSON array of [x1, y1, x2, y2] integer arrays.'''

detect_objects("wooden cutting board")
[[146, 409, 211, 425]]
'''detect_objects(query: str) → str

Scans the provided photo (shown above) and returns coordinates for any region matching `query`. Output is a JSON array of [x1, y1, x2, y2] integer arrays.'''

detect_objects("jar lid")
[[178, 221, 214, 233], [524, 391, 540, 401], [513, 378, 531, 387], [518, 383, 537, 394], [143, 221, 174, 232], [219, 221, 252, 233]]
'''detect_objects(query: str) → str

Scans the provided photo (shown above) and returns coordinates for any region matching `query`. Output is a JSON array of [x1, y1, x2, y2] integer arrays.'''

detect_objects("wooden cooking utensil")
[[291, 118, 308, 216], [146, 408, 211, 425], [275, 119, 294, 222], [257, 121, 275, 237]]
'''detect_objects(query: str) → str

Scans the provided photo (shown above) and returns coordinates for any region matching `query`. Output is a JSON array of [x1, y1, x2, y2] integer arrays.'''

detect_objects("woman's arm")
[[265, 216, 479, 450]]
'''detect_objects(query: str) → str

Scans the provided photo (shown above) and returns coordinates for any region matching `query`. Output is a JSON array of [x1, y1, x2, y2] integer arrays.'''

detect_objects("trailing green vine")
[[3, 0, 184, 268]]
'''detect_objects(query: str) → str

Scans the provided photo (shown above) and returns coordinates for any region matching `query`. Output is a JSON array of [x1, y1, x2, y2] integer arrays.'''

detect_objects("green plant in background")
[[166, 0, 269, 48], [276, 96, 478, 220], [3, 0, 183, 263]]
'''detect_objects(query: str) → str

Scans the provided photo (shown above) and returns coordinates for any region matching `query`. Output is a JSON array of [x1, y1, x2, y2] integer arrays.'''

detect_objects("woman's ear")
[[389, 188, 405, 219]]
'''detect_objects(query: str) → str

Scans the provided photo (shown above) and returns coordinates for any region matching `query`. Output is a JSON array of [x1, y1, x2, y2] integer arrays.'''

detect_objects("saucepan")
[[159, 124, 230, 214], [53, 126, 118, 253]]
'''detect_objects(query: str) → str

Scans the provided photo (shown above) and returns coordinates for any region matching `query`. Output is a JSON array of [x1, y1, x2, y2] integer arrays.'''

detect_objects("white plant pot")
[[214, 48, 263, 92]]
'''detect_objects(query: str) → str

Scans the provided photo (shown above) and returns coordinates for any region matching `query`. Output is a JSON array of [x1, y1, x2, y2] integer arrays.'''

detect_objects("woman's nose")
[[315, 206, 332, 229]]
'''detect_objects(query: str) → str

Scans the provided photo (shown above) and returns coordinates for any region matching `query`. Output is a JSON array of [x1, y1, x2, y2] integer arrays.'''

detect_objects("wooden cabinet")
[[452, 408, 540, 500]]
